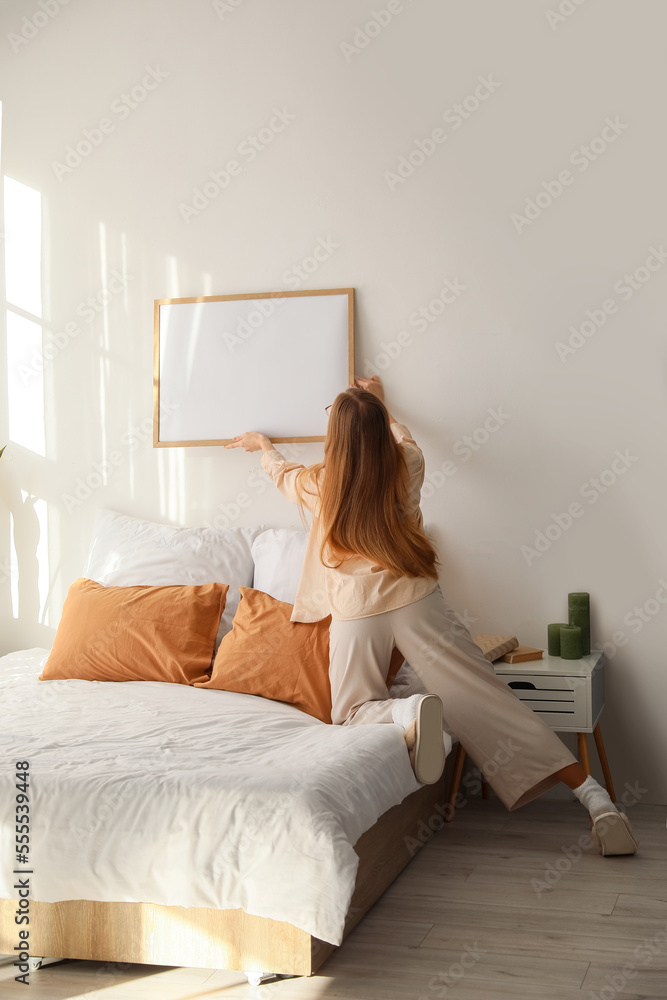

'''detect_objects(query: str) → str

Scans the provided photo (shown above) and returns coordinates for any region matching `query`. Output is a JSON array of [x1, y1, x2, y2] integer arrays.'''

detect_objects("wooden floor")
[[2, 799, 666, 999]]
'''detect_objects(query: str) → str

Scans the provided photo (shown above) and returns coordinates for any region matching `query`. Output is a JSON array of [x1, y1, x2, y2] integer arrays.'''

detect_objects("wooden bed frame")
[[0, 755, 455, 980]]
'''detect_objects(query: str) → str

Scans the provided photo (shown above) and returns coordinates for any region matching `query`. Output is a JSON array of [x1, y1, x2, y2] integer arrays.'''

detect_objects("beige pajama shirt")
[[260, 423, 577, 811]]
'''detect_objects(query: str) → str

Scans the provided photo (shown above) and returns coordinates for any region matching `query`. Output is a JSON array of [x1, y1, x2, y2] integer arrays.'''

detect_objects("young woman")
[[225, 376, 638, 855]]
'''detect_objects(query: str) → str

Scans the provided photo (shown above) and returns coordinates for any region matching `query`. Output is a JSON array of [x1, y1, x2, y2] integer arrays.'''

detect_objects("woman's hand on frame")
[[351, 375, 384, 402], [224, 432, 271, 452]]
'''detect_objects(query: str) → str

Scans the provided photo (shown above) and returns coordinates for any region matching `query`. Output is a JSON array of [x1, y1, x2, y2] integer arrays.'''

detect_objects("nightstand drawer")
[[500, 673, 590, 730], [493, 651, 605, 732]]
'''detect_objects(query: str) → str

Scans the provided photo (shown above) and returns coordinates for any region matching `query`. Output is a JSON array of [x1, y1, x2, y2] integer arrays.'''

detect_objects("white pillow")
[[83, 508, 262, 644], [250, 522, 439, 610], [251, 528, 309, 604]]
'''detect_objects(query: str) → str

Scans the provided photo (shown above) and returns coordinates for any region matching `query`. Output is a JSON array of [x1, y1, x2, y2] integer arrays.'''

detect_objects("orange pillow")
[[194, 586, 405, 723], [39, 578, 228, 686]]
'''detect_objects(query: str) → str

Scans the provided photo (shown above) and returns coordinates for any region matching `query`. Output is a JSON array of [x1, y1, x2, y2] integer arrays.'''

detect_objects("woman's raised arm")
[[224, 431, 318, 512]]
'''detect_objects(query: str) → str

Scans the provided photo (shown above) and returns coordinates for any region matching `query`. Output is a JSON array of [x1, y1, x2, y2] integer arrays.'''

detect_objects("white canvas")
[[157, 291, 351, 443]]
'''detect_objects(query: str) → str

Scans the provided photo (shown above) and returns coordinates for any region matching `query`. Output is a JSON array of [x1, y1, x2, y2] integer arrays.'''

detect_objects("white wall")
[[1, 0, 665, 803]]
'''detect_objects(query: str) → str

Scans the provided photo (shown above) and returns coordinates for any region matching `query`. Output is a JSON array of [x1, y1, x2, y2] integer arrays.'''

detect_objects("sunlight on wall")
[[3, 133, 52, 628], [6, 311, 45, 456], [4, 176, 41, 317], [157, 447, 185, 524], [120, 231, 129, 312], [9, 512, 18, 619], [166, 254, 179, 297], [4, 177, 45, 458], [98, 220, 109, 471]]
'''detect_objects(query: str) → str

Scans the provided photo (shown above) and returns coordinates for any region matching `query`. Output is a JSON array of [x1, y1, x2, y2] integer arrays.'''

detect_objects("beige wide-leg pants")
[[328, 584, 578, 811]]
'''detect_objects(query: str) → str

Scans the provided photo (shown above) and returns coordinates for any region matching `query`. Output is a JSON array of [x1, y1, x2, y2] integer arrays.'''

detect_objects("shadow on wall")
[[0, 459, 56, 652]]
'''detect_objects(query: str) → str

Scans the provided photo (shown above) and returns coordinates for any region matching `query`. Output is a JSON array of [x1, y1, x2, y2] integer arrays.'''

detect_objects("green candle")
[[547, 623, 568, 656], [568, 592, 590, 655], [560, 624, 582, 659]]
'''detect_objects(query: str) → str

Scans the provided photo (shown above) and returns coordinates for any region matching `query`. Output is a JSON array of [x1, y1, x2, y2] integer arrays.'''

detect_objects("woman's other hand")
[[351, 375, 384, 401], [351, 375, 396, 423], [224, 432, 272, 452]]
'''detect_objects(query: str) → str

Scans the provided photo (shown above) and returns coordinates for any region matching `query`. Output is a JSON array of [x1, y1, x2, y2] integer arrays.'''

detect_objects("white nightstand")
[[446, 650, 616, 818], [492, 649, 615, 797]]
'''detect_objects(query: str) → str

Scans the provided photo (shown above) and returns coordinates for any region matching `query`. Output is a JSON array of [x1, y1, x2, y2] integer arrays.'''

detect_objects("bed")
[[0, 510, 454, 982]]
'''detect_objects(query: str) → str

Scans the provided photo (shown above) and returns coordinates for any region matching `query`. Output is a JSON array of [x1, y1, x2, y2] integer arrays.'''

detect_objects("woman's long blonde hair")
[[294, 388, 440, 579]]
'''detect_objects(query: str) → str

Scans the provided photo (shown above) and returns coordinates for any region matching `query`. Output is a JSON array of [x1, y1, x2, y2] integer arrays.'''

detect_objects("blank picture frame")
[[153, 288, 354, 447]]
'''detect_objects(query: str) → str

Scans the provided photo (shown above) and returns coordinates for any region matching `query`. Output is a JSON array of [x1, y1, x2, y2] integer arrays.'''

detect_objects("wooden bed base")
[[0, 755, 454, 978]]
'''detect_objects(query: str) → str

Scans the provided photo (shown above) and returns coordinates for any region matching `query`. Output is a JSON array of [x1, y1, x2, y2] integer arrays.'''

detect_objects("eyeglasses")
[[325, 404, 332, 415]]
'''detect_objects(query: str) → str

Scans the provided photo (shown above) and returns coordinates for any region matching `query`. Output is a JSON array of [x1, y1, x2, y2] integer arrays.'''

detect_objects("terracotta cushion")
[[39, 578, 228, 686], [195, 587, 405, 723]]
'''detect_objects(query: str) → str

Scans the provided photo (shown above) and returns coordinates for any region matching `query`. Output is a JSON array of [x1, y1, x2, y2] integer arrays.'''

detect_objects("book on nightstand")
[[499, 645, 544, 663]]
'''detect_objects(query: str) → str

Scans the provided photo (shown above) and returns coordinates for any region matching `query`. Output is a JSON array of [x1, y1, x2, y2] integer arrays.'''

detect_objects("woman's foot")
[[572, 775, 639, 855], [394, 694, 446, 785], [591, 811, 639, 856]]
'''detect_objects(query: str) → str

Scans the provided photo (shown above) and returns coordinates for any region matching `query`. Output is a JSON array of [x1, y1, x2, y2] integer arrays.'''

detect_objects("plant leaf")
[[0, 445, 5, 460]]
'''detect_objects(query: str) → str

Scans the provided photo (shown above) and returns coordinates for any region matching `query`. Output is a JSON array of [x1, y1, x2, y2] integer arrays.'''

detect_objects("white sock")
[[391, 694, 421, 730], [572, 775, 618, 819]]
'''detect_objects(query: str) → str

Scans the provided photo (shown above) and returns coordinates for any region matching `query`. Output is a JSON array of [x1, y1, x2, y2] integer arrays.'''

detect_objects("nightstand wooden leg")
[[446, 743, 466, 821], [593, 723, 617, 802], [577, 732, 591, 775]]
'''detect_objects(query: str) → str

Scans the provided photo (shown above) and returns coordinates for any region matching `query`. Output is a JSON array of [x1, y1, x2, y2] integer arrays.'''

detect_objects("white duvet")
[[0, 648, 426, 946]]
